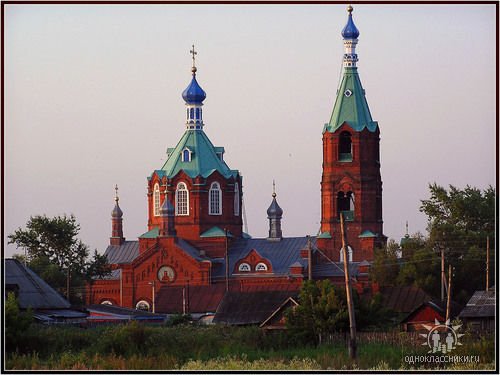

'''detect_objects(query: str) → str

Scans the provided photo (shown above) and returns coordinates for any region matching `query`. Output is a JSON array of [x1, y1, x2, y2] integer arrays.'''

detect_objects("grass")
[[4, 323, 496, 371]]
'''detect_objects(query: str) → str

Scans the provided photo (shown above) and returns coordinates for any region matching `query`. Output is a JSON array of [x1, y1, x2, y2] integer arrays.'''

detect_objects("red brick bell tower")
[[317, 6, 386, 262]]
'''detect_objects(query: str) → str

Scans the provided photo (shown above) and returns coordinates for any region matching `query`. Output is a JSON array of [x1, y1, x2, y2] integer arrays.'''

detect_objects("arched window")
[[234, 183, 240, 216], [182, 149, 191, 162], [136, 300, 150, 311], [256, 262, 268, 271], [175, 182, 189, 216], [189, 108, 194, 122], [238, 263, 250, 272], [339, 246, 353, 263], [339, 131, 352, 161], [101, 300, 113, 305], [153, 183, 160, 216], [337, 191, 354, 221], [209, 182, 222, 215], [195, 108, 200, 120]]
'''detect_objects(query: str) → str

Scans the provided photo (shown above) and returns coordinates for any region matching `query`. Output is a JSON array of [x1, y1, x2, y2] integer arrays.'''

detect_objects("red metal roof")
[[155, 284, 226, 314]]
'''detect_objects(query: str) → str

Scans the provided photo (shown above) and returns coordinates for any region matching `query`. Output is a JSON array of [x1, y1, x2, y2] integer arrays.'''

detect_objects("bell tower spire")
[[318, 6, 385, 262]]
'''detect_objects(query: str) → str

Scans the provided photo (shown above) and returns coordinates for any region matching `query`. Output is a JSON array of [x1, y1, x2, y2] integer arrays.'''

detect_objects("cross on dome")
[[190, 44, 197, 74]]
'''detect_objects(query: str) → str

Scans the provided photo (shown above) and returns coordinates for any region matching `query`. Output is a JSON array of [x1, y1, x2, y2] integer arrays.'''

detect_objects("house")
[[5, 258, 87, 324], [458, 288, 495, 333], [401, 300, 461, 332]]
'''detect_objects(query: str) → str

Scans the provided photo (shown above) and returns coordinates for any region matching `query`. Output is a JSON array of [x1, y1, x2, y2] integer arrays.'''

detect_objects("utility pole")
[[446, 264, 452, 324], [486, 236, 490, 291], [340, 212, 356, 359], [307, 236, 313, 281], [225, 228, 229, 292], [151, 280, 156, 313], [182, 286, 186, 315], [441, 247, 445, 303]]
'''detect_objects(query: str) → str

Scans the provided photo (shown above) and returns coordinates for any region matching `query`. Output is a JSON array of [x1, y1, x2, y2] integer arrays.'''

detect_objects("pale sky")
[[4, 4, 497, 258]]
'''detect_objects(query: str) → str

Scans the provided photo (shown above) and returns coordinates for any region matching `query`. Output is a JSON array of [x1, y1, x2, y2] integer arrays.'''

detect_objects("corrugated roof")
[[380, 286, 430, 314], [104, 241, 139, 264], [213, 291, 298, 325], [5, 259, 70, 309], [212, 237, 314, 279], [155, 284, 226, 314], [86, 304, 165, 318], [459, 290, 495, 318], [312, 262, 359, 278]]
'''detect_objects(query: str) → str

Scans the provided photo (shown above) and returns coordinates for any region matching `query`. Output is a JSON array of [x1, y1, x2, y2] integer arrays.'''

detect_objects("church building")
[[88, 6, 385, 318]]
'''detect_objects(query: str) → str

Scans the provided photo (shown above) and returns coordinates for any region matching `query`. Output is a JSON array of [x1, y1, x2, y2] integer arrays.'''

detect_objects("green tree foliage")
[[286, 280, 348, 345], [370, 240, 400, 287], [5, 292, 32, 353], [8, 215, 111, 303], [419, 184, 495, 303], [286, 280, 389, 345]]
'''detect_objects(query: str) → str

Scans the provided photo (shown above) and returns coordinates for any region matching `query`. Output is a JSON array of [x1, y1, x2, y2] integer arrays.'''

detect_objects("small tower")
[[159, 194, 176, 237], [267, 181, 283, 241], [110, 185, 125, 246]]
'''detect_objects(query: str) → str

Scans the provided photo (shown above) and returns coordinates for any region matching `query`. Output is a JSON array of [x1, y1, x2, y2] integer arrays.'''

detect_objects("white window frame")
[[209, 182, 222, 215], [101, 300, 113, 305], [238, 263, 251, 272], [175, 182, 189, 216], [234, 183, 240, 216], [255, 262, 268, 271], [339, 246, 353, 263], [182, 147, 192, 162], [136, 300, 150, 311], [153, 183, 161, 217]]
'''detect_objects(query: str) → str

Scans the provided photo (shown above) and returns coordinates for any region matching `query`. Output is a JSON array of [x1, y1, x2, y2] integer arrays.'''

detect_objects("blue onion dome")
[[341, 5, 360, 39], [182, 68, 206, 105], [267, 193, 283, 218], [111, 199, 123, 218]]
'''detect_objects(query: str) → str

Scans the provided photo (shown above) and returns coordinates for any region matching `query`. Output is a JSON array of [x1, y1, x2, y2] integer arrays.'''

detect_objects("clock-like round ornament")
[[158, 265, 176, 283]]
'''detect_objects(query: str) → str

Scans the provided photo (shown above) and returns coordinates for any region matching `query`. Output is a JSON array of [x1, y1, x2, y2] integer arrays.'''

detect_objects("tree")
[[5, 292, 32, 353], [370, 240, 400, 287], [420, 184, 495, 303], [286, 280, 348, 346], [8, 214, 111, 303]]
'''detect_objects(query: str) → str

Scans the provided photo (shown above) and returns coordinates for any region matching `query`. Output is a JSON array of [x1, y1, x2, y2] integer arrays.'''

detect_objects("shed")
[[458, 289, 495, 333]]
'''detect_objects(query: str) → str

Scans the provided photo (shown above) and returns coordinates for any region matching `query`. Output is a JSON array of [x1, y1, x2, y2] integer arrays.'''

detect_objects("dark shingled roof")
[[155, 284, 226, 314], [459, 290, 495, 318], [5, 259, 70, 310], [380, 286, 431, 314], [213, 291, 298, 325]]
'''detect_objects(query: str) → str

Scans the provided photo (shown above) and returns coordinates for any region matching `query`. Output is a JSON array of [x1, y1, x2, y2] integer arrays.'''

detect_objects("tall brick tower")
[[317, 6, 386, 262]]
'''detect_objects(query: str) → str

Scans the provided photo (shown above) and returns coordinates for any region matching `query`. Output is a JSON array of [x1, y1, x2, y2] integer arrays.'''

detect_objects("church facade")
[[88, 7, 385, 315]]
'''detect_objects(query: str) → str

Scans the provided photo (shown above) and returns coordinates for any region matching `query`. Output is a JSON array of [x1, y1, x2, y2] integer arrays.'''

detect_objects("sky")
[[4, 3, 497, 258]]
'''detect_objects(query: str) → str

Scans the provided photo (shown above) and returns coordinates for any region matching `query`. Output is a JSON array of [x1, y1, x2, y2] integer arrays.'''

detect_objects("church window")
[[153, 183, 160, 216], [101, 300, 113, 305], [256, 262, 268, 271], [189, 108, 194, 122], [136, 300, 150, 311], [195, 108, 200, 120], [176, 182, 189, 216], [234, 183, 240, 216], [182, 148, 191, 162], [209, 182, 222, 215], [337, 191, 354, 221], [339, 131, 352, 161], [339, 246, 353, 262], [238, 263, 251, 272]]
